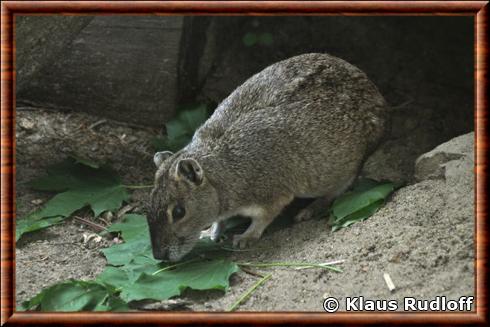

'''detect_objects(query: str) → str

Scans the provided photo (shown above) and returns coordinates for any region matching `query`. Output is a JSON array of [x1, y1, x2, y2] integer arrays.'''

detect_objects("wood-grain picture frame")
[[1, 1, 488, 325]]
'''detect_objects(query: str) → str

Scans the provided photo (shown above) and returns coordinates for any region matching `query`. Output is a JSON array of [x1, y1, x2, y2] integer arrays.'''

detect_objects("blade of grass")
[[122, 184, 154, 189], [151, 258, 201, 276], [227, 273, 272, 312], [294, 259, 345, 270], [237, 261, 342, 273]]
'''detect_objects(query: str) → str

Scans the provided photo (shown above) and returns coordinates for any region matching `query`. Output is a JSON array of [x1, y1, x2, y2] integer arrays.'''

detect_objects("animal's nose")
[[152, 247, 168, 260]]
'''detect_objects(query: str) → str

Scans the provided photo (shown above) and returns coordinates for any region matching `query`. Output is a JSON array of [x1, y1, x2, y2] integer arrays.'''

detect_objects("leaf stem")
[[73, 216, 107, 232], [122, 184, 154, 189], [227, 273, 272, 312], [240, 267, 265, 278], [237, 262, 342, 273]]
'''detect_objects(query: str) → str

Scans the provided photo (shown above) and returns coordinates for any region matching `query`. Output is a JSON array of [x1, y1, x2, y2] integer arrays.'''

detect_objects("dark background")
[[16, 16, 473, 138]]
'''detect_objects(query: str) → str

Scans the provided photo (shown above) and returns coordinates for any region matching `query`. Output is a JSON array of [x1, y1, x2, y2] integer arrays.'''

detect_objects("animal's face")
[[147, 151, 219, 262]]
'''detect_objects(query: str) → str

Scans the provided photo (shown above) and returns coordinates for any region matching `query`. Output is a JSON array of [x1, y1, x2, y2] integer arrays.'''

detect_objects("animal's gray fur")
[[148, 53, 389, 261]]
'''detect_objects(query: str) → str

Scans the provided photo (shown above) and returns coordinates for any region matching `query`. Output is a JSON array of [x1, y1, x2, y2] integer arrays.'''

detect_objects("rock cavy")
[[148, 53, 389, 261]]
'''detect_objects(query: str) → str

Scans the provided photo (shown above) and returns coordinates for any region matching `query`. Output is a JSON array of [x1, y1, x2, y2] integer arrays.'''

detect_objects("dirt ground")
[[15, 108, 474, 312]]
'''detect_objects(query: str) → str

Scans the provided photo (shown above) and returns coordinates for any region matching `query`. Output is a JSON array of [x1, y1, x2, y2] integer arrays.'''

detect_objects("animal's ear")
[[176, 158, 204, 185], [153, 151, 173, 167]]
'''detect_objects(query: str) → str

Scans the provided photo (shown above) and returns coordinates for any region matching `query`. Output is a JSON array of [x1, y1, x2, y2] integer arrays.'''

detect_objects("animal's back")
[[188, 53, 388, 199], [192, 53, 387, 151]]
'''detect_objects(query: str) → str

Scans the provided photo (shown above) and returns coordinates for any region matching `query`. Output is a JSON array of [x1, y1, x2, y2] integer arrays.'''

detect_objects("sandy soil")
[[15, 108, 474, 312]]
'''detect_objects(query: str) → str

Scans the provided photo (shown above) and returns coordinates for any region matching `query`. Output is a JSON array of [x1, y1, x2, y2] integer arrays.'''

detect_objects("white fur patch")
[[217, 204, 265, 222], [236, 205, 265, 218]]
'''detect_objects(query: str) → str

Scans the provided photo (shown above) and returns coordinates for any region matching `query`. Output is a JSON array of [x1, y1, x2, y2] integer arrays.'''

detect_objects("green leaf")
[[102, 259, 239, 302], [258, 32, 273, 46], [18, 286, 45, 311], [106, 214, 148, 242], [330, 180, 395, 231], [179, 104, 208, 130], [20, 280, 126, 312], [165, 119, 189, 140], [101, 238, 153, 267], [32, 185, 127, 219], [97, 266, 131, 287], [242, 32, 258, 46], [97, 260, 161, 289], [102, 214, 154, 266], [332, 182, 394, 219], [167, 105, 207, 140], [16, 158, 129, 241], [331, 200, 384, 232], [15, 216, 65, 241], [93, 295, 130, 312], [153, 105, 209, 152]]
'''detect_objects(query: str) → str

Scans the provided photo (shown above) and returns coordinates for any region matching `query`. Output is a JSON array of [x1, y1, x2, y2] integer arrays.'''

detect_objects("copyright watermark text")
[[323, 296, 474, 312]]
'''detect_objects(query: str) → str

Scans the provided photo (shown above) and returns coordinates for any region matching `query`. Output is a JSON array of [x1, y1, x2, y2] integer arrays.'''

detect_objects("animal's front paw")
[[199, 222, 223, 242], [232, 234, 258, 249], [209, 221, 223, 242]]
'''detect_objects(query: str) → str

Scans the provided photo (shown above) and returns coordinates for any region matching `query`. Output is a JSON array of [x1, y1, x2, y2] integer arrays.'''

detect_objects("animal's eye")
[[172, 205, 186, 222]]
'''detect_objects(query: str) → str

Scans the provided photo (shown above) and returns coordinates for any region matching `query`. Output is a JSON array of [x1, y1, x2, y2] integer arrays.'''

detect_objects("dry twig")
[[73, 216, 107, 232]]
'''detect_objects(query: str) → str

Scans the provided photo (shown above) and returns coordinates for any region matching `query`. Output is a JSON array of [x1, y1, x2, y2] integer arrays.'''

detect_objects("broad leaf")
[[16, 158, 129, 241], [28, 184, 127, 220], [153, 105, 209, 152], [98, 258, 239, 302], [330, 179, 395, 231], [93, 295, 130, 312], [178, 105, 208, 132], [101, 238, 153, 267], [16, 216, 65, 239], [102, 214, 154, 266], [20, 280, 128, 312], [106, 214, 149, 242], [331, 200, 384, 232]]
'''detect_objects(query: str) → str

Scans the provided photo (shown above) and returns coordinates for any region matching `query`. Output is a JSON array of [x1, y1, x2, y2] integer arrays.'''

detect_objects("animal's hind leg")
[[294, 196, 332, 222], [294, 176, 357, 222], [232, 218, 272, 249]]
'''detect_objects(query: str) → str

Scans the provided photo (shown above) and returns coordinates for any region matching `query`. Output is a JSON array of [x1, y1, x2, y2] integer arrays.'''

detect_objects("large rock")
[[415, 132, 474, 182], [361, 114, 473, 184]]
